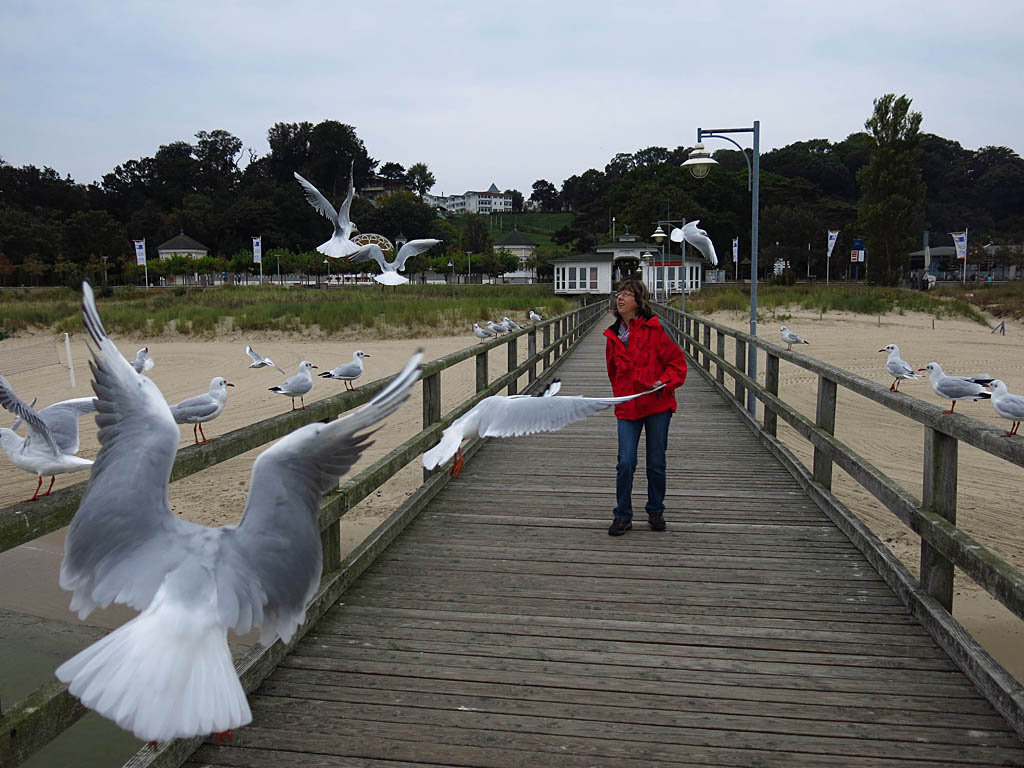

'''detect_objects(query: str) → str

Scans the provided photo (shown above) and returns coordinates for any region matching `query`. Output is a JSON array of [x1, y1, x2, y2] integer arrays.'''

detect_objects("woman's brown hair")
[[612, 278, 654, 322]]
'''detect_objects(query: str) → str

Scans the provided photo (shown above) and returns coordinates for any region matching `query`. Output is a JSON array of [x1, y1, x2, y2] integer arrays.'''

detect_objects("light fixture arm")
[[697, 128, 752, 191]]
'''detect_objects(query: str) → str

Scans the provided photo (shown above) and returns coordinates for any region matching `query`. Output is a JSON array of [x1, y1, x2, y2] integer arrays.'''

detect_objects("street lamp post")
[[324, 258, 330, 286], [465, 251, 472, 285], [682, 121, 760, 416], [448, 260, 455, 300], [651, 219, 686, 310]]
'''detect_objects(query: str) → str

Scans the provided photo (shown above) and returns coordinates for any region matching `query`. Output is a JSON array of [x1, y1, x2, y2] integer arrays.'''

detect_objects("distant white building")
[[492, 229, 538, 284], [423, 183, 513, 214], [157, 232, 209, 260]]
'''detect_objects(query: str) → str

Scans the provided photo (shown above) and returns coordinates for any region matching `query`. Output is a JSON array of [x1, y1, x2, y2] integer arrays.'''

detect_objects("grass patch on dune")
[[688, 285, 990, 326], [0, 284, 574, 339]]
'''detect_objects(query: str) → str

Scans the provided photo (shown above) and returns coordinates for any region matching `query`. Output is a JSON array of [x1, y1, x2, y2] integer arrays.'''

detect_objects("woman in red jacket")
[[603, 278, 687, 536]]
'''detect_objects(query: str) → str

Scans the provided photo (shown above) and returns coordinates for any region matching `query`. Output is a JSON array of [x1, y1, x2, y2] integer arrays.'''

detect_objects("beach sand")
[[1, 308, 1022, 692], [698, 305, 1024, 684]]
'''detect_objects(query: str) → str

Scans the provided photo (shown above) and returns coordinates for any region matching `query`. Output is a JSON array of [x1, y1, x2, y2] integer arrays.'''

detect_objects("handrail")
[[654, 302, 1024, 740], [0, 299, 608, 768]]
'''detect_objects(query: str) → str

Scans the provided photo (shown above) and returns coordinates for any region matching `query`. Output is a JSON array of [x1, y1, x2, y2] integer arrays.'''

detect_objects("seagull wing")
[[38, 397, 97, 454], [246, 344, 264, 364], [59, 283, 190, 620], [392, 238, 441, 272], [170, 393, 220, 423], [0, 374, 61, 455], [477, 388, 661, 438], [216, 352, 422, 643], [683, 222, 718, 266], [337, 161, 355, 229], [348, 243, 389, 270], [293, 172, 340, 224]]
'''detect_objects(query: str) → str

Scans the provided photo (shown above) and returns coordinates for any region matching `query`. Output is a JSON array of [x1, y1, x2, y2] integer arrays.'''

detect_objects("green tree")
[[379, 162, 406, 179], [463, 215, 491, 253], [530, 180, 559, 212], [857, 93, 925, 284], [405, 162, 436, 196], [504, 189, 524, 212]]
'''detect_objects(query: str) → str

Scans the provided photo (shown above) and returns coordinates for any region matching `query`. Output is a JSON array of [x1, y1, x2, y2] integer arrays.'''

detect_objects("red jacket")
[[604, 314, 687, 420]]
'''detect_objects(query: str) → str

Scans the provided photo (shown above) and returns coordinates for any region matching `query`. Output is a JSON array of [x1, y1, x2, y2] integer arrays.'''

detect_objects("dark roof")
[[496, 229, 537, 246], [487, 183, 500, 193], [551, 253, 614, 264], [909, 246, 956, 257], [157, 233, 210, 252]]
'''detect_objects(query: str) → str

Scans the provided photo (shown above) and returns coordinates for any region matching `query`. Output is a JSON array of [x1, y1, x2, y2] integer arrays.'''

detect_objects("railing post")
[[734, 338, 746, 404], [543, 324, 551, 370], [320, 519, 341, 574], [702, 324, 711, 372], [764, 353, 780, 437], [716, 330, 726, 385], [528, 328, 537, 384], [422, 371, 441, 480], [813, 376, 838, 489], [476, 349, 488, 393], [922, 427, 958, 611], [507, 335, 518, 396]]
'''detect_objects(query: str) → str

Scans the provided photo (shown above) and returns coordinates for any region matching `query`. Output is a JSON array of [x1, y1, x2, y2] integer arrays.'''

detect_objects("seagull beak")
[[311, 365, 319, 369], [878, 349, 886, 353], [363, 354, 371, 358], [226, 382, 235, 387], [918, 368, 926, 372]]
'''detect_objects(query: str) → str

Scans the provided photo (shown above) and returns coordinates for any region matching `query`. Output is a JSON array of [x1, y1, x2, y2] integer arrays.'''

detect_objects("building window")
[[590, 267, 598, 290], [568, 267, 577, 290]]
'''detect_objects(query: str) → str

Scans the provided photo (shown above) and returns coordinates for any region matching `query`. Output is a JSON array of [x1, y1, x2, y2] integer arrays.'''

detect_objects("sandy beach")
[[698, 306, 1024, 684], [1, 306, 1022, 696]]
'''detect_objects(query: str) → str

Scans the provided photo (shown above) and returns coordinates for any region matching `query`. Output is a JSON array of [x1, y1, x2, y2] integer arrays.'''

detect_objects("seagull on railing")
[[56, 282, 423, 745], [487, 320, 510, 336], [170, 377, 234, 444], [879, 344, 919, 392], [269, 361, 318, 411], [503, 317, 522, 331], [294, 163, 360, 259], [529, 310, 543, 324], [988, 380, 1024, 436], [473, 323, 494, 343], [131, 347, 154, 374], [245, 344, 285, 374], [919, 362, 992, 414], [0, 380, 95, 501], [780, 326, 809, 351], [318, 350, 369, 390], [348, 238, 441, 286], [423, 379, 662, 478]]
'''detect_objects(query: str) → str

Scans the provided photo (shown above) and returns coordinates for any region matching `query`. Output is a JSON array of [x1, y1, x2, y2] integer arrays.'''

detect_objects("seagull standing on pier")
[[170, 377, 234, 444], [319, 350, 369, 390], [879, 344, 919, 392], [269, 361, 317, 411], [988, 380, 1024, 436], [529, 310, 543, 324], [919, 362, 991, 414], [473, 324, 494, 343], [780, 326, 809, 351], [56, 282, 423, 744]]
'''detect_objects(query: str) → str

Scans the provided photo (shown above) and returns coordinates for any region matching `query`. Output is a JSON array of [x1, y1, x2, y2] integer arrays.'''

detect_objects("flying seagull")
[[423, 380, 663, 477], [169, 376, 234, 444], [671, 220, 718, 266], [56, 281, 423, 743], [131, 347, 154, 374], [294, 163, 360, 259], [879, 344, 919, 392], [348, 238, 441, 286], [245, 345, 285, 375]]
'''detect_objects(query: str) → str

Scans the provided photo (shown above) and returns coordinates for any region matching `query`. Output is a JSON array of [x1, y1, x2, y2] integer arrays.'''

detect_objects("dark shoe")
[[608, 518, 632, 536], [648, 512, 666, 532]]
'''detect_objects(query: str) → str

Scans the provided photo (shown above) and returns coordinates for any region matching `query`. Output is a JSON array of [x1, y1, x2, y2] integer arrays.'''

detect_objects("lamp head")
[[651, 225, 667, 243], [681, 143, 717, 179]]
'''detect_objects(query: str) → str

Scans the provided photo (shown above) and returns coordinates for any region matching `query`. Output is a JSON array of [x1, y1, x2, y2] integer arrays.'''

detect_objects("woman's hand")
[[654, 380, 663, 387]]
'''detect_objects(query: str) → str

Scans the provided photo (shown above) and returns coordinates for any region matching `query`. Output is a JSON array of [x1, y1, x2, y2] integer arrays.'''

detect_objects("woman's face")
[[616, 289, 638, 318]]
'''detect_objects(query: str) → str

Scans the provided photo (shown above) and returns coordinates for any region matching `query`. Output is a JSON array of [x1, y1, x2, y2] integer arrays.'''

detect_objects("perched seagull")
[[294, 164, 360, 259], [318, 350, 369, 391], [473, 323, 494, 343], [919, 362, 992, 414], [0, 380, 95, 501], [879, 344, 919, 392], [671, 220, 718, 266], [348, 238, 441, 286], [170, 377, 234, 445], [57, 283, 422, 743], [423, 380, 663, 477], [245, 345, 285, 375], [780, 326, 809, 351], [956, 372, 995, 385], [131, 347, 154, 374], [269, 361, 317, 411], [503, 317, 522, 331], [487, 320, 510, 336], [989, 380, 1024, 437], [529, 310, 543, 324]]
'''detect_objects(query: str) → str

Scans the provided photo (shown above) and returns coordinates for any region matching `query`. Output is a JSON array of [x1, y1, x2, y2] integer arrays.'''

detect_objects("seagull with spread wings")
[[130, 347, 154, 374], [349, 238, 441, 286], [0, 377, 95, 501], [293, 162, 360, 259], [56, 282, 423, 744], [245, 344, 285, 375], [671, 220, 718, 266], [423, 379, 661, 477]]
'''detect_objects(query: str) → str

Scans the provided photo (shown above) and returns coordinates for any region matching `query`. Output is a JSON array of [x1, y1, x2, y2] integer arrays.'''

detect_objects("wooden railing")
[[0, 300, 608, 768], [655, 303, 1024, 740]]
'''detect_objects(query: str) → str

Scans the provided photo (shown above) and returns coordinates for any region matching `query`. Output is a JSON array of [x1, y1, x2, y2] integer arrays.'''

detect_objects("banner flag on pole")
[[951, 231, 967, 260], [732, 237, 739, 263], [826, 230, 839, 258], [133, 240, 146, 265], [252, 236, 262, 264]]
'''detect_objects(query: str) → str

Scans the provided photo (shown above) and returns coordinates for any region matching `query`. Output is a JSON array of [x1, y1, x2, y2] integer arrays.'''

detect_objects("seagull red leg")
[[24, 475, 43, 502], [944, 401, 956, 415], [42, 476, 55, 496], [199, 423, 208, 443]]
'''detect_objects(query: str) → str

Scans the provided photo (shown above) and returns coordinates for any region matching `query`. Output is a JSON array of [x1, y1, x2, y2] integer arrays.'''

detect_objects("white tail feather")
[[56, 588, 250, 741], [423, 427, 463, 470]]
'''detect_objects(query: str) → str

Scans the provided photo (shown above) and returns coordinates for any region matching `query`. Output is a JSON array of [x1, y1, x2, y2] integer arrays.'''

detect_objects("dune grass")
[[687, 284, 990, 326], [0, 284, 574, 338]]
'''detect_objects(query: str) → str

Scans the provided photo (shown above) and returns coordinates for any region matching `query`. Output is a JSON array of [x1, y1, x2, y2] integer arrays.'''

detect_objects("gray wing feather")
[[0, 374, 61, 455], [348, 243, 388, 270], [38, 397, 97, 454], [935, 377, 987, 399], [477, 389, 658, 438], [59, 283, 187, 619], [337, 161, 355, 228], [392, 239, 441, 272], [170, 394, 219, 423], [325, 362, 360, 379], [294, 172, 340, 224], [216, 351, 423, 643]]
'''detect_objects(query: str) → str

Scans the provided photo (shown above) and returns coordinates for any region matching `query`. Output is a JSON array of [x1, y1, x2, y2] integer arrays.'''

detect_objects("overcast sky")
[[2, 1, 1021, 197]]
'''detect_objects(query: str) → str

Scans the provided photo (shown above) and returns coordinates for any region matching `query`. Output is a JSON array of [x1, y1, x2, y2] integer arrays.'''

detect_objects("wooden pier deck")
[[188, 320, 1024, 768]]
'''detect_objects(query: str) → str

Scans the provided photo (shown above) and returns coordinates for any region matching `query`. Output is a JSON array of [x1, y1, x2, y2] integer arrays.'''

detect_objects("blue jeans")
[[614, 410, 672, 522]]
